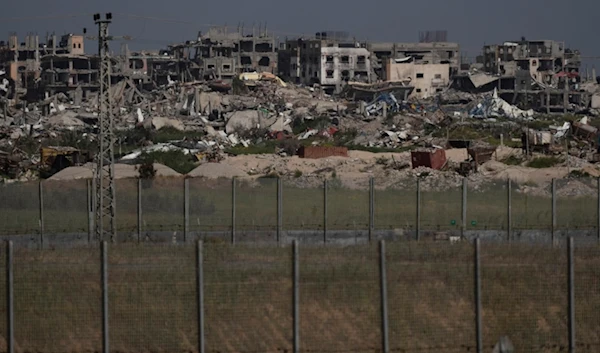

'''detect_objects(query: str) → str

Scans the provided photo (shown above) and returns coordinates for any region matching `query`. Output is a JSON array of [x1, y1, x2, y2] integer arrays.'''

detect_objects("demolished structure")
[[278, 31, 372, 93], [4, 24, 600, 186], [453, 38, 592, 113]]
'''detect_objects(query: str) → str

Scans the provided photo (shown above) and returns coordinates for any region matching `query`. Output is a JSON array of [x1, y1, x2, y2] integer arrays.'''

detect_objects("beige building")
[[384, 58, 449, 98]]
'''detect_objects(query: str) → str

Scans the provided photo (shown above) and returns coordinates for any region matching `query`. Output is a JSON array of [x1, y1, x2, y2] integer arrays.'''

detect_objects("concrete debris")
[[151, 117, 185, 131], [469, 89, 534, 119], [2, 34, 600, 187]]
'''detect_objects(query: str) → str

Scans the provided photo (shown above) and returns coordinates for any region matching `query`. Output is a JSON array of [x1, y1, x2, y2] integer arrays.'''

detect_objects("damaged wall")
[[385, 60, 449, 98]]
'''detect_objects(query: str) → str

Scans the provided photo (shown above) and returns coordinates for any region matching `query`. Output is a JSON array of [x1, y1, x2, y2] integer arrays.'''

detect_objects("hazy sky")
[[2, 0, 599, 68]]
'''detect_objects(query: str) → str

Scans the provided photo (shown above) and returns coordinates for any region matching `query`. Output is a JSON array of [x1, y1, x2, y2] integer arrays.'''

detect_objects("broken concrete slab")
[[151, 117, 185, 131], [225, 110, 260, 134], [46, 111, 85, 128]]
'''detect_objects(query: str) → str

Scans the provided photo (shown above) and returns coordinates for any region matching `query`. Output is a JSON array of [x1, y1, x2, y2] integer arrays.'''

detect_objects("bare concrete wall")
[[385, 60, 449, 98]]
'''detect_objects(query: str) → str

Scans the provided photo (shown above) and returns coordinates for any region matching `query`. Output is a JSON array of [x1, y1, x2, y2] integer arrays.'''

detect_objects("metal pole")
[[568, 237, 575, 353], [231, 177, 236, 245], [369, 177, 375, 242], [101, 241, 109, 353], [416, 178, 421, 241], [293, 240, 300, 353], [6, 241, 14, 353], [379, 240, 389, 353], [507, 179, 512, 243], [197, 240, 205, 353], [184, 179, 190, 243], [462, 178, 467, 239], [474, 238, 482, 353], [277, 178, 282, 246], [39, 181, 44, 249], [597, 177, 600, 245], [552, 179, 556, 246], [88, 179, 93, 244], [137, 178, 142, 243], [323, 179, 328, 245]]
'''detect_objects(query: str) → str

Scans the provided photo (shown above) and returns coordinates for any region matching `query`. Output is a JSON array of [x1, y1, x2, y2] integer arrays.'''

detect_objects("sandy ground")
[[49, 146, 600, 195], [49, 163, 180, 180]]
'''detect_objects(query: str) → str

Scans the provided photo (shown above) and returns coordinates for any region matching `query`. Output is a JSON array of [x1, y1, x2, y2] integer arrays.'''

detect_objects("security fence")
[[0, 240, 599, 353], [1, 176, 600, 245]]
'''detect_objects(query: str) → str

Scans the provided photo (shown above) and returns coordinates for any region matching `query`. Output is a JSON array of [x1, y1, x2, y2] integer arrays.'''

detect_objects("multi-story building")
[[368, 41, 460, 81], [452, 38, 586, 112], [169, 27, 278, 80], [0, 33, 85, 90], [278, 32, 371, 93], [384, 58, 450, 99], [482, 39, 581, 89]]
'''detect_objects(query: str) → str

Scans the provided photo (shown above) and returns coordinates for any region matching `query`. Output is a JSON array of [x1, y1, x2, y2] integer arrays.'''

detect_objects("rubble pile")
[[2, 64, 600, 195]]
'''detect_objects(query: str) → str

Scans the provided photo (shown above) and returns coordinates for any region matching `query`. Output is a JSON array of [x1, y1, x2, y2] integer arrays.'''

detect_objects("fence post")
[[416, 178, 421, 241], [552, 179, 556, 246], [293, 240, 300, 353], [197, 240, 205, 353], [369, 177, 374, 242], [101, 241, 109, 353], [379, 240, 389, 353], [6, 241, 14, 353], [39, 181, 44, 250], [323, 179, 328, 245], [92, 177, 97, 239], [137, 178, 142, 243], [462, 178, 467, 239], [184, 179, 190, 243], [231, 177, 236, 245], [474, 238, 482, 353], [507, 179, 512, 243], [87, 179, 93, 244], [597, 177, 600, 245], [568, 237, 575, 353], [277, 178, 282, 246]]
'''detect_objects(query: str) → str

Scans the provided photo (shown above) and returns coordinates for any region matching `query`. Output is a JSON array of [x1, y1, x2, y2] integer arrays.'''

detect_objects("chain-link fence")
[[12, 246, 101, 353], [0, 240, 598, 353], [387, 242, 475, 352], [2, 177, 600, 245]]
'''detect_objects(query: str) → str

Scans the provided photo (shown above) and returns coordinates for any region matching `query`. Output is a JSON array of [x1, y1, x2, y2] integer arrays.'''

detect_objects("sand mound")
[[48, 163, 181, 181], [187, 163, 247, 179]]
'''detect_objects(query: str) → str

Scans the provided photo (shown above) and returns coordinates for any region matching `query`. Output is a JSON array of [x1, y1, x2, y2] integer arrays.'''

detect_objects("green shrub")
[[527, 156, 562, 169]]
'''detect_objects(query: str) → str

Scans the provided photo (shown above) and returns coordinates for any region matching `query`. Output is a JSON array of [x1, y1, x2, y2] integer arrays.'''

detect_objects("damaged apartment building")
[[0, 33, 98, 101], [368, 31, 461, 82], [278, 31, 372, 93], [454, 38, 589, 112], [169, 26, 278, 80]]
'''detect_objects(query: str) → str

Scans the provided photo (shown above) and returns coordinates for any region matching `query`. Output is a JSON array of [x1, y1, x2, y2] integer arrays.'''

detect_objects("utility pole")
[[93, 13, 116, 242]]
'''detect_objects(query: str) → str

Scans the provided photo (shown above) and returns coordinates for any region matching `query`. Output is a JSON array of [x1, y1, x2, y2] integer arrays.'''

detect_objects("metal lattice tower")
[[94, 13, 116, 242]]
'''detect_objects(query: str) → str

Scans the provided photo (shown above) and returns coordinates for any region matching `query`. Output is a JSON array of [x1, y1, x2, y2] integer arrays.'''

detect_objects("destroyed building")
[[453, 38, 589, 113], [169, 27, 278, 80], [384, 57, 450, 99], [368, 40, 461, 81], [278, 31, 372, 93], [40, 54, 99, 97], [0, 33, 85, 90], [120, 49, 186, 87]]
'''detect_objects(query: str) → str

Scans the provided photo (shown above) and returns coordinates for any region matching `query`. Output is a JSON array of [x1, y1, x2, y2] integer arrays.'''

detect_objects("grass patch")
[[347, 145, 413, 153], [144, 150, 197, 174], [527, 156, 562, 169], [569, 169, 591, 178], [501, 155, 524, 166]]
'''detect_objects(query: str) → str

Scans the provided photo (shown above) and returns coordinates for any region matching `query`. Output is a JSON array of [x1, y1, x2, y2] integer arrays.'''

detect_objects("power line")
[[0, 13, 93, 22]]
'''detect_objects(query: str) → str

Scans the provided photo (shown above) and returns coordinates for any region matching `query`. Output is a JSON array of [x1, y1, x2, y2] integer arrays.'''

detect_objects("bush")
[[501, 155, 523, 166], [294, 170, 303, 178], [569, 169, 591, 178], [527, 156, 562, 169], [142, 150, 197, 174]]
